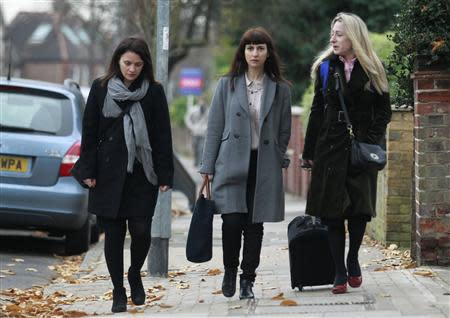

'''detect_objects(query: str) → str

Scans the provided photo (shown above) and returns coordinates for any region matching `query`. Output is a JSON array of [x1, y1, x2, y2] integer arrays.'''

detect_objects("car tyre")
[[90, 223, 101, 244], [65, 218, 90, 255]]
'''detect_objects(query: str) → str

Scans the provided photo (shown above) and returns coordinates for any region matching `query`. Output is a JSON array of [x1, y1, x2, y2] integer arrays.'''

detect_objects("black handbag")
[[334, 73, 387, 171], [186, 177, 216, 263]]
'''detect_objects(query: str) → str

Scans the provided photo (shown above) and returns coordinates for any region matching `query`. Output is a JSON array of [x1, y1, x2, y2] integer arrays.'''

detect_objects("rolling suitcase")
[[287, 215, 335, 291]]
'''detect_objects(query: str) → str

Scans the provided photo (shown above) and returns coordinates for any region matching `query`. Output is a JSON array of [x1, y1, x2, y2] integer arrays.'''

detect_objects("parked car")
[[0, 77, 99, 255]]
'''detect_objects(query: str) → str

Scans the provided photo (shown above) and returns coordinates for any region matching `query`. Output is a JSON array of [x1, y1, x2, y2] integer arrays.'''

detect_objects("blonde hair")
[[310, 12, 388, 94]]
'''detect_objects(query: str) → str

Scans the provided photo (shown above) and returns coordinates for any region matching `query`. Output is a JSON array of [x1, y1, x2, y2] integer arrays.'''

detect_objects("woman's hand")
[[301, 159, 314, 170], [200, 173, 213, 181], [83, 178, 96, 188], [159, 185, 170, 192]]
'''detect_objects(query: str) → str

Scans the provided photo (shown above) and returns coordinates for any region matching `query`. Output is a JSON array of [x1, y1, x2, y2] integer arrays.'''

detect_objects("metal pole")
[[148, 0, 171, 278]]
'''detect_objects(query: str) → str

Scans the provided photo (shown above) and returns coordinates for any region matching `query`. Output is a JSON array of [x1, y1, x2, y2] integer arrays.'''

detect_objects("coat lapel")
[[236, 75, 249, 115], [259, 76, 276, 131]]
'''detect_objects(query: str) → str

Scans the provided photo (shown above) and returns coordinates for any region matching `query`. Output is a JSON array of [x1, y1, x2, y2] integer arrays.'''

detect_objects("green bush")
[[169, 96, 188, 127], [387, 0, 450, 107]]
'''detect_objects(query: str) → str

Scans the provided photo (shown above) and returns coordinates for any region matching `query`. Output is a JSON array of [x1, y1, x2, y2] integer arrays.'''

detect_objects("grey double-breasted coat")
[[199, 74, 292, 223]]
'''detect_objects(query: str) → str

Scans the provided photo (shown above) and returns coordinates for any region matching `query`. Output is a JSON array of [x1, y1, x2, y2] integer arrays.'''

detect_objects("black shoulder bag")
[[334, 73, 387, 171]]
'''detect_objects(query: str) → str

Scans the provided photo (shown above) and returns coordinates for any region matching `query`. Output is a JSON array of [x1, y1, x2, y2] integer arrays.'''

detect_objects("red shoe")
[[348, 276, 362, 288], [332, 283, 347, 294]]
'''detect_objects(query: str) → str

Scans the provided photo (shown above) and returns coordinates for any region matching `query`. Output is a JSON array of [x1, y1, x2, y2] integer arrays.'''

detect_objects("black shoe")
[[111, 287, 127, 313], [239, 278, 254, 299], [221, 268, 237, 298], [128, 269, 145, 305]]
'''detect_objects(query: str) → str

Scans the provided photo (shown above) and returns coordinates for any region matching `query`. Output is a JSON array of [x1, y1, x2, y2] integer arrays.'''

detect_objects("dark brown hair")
[[101, 37, 155, 86], [227, 27, 286, 90]]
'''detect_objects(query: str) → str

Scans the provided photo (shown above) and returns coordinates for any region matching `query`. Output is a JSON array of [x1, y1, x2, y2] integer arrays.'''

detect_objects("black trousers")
[[98, 213, 154, 289], [221, 150, 263, 282]]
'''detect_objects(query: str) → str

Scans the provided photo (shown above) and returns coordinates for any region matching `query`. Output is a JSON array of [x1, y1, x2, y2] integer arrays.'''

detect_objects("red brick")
[[420, 237, 438, 248], [416, 103, 434, 115], [436, 80, 450, 89], [417, 91, 450, 103], [434, 103, 450, 114], [417, 79, 434, 89], [420, 249, 437, 261], [438, 236, 450, 247]]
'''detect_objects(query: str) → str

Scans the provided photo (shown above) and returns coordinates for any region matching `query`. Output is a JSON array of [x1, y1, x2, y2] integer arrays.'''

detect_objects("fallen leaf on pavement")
[[206, 268, 222, 276], [26, 268, 38, 272], [271, 292, 285, 300], [148, 294, 164, 302], [413, 270, 435, 277], [198, 299, 204, 303], [212, 289, 222, 294], [262, 286, 277, 290], [168, 271, 186, 278], [230, 305, 242, 309], [159, 303, 173, 308], [0, 269, 15, 275], [280, 299, 298, 306], [13, 258, 24, 262], [128, 308, 144, 313], [6, 263, 15, 267]]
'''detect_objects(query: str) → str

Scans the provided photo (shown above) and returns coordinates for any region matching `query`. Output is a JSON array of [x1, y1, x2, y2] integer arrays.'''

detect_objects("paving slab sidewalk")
[[44, 156, 450, 318]]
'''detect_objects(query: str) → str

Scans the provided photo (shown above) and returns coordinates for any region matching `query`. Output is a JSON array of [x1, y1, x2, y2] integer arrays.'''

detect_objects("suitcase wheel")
[[297, 285, 303, 292]]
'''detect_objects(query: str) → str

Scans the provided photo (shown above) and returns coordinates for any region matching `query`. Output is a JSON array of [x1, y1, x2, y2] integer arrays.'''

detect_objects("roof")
[[6, 11, 96, 63]]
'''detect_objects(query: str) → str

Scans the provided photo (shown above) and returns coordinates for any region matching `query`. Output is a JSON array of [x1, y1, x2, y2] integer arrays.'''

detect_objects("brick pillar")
[[367, 108, 414, 248], [412, 70, 450, 266], [283, 106, 311, 197]]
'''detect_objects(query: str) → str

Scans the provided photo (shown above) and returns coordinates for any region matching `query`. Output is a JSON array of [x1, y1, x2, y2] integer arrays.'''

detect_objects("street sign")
[[179, 68, 203, 96]]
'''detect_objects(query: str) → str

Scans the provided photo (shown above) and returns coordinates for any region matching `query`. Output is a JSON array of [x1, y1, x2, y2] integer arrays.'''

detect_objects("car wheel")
[[65, 218, 90, 255], [90, 223, 101, 244]]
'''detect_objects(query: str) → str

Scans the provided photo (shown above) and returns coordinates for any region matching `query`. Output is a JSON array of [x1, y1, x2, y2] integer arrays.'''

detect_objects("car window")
[[0, 87, 73, 136]]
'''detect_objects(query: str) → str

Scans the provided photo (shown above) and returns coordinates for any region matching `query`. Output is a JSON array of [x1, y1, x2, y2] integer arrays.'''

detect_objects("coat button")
[[108, 136, 113, 141], [236, 112, 241, 117], [234, 134, 240, 139], [263, 140, 269, 145]]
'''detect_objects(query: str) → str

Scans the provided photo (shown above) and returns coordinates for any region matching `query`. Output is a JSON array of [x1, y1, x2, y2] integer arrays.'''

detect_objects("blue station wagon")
[[0, 77, 99, 254]]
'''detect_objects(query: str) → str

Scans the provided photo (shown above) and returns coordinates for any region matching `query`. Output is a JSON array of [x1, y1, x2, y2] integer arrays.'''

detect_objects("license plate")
[[0, 156, 29, 173]]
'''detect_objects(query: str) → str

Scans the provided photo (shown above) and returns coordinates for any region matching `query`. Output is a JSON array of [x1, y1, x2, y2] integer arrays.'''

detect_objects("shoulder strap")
[[319, 60, 330, 93]]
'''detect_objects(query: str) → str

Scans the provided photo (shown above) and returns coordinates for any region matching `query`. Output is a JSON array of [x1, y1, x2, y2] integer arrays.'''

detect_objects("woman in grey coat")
[[200, 27, 291, 300]]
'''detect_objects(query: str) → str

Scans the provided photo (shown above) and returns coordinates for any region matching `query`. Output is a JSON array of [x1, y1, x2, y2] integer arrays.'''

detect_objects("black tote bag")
[[186, 177, 216, 263]]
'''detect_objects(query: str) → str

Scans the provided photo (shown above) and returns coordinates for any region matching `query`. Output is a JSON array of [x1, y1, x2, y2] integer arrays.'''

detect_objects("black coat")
[[77, 77, 174, 218], [303, 55, 391, 219]]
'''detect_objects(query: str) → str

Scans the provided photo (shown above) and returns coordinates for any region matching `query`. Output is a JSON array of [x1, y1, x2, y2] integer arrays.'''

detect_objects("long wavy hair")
[[227, 27, 286, 90], [310, 12, 388, 94], [101, 37, 156, 87]]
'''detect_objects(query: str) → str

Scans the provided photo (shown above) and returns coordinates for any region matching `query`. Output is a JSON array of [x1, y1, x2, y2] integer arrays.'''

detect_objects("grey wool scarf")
[[102, 76, 157, 185]]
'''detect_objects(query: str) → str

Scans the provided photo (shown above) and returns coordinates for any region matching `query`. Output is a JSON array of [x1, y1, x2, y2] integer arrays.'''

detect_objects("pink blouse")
[[339, 56, 357, 82]]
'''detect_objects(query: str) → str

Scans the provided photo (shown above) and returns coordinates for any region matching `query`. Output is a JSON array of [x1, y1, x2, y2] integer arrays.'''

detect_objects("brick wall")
[[412, 70, 450, 266], [283, 107, 310, 197], [367, 108, 414, 248]]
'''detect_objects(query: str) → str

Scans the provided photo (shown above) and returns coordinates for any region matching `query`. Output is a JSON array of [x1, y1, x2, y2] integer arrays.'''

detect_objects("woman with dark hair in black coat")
[[76, 36, 173, 312]]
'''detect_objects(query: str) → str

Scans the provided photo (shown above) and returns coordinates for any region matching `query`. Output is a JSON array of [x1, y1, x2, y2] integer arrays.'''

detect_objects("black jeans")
[[221, 150, 263, 282], [99, 214, 153, 289]]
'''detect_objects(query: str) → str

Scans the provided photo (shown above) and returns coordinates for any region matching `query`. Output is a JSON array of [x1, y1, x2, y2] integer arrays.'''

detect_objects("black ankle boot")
[[111, 287, 127, 313], [128, 269, 145, 305], [221, 268, 237, 297], [239, 278, 254, 299]]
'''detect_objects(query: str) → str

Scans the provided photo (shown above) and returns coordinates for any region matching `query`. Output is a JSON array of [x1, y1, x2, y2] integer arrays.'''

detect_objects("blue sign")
[[179, 68, 203, 96]]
